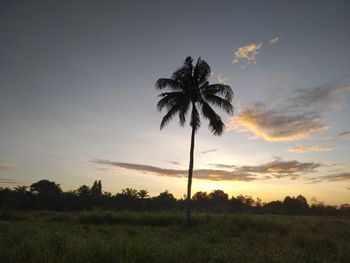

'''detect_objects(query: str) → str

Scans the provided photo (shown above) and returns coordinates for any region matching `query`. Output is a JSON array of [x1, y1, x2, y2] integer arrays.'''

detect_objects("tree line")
[[0, 179, 349, 216]]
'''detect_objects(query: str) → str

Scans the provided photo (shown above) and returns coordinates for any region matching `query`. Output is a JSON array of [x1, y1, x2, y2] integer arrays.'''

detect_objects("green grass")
[[0, 210, 349, 262]]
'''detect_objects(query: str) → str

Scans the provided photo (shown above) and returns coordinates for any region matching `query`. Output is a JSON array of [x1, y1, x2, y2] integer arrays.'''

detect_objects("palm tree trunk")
[[186, 122, 196, 227]]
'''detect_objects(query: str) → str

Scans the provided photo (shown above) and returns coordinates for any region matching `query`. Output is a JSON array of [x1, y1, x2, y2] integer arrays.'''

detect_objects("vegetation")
[[1, 179, 350, 216], [0, 210, 349, 262], [155, 56, 234, 225], [1, 180, 350, 262]]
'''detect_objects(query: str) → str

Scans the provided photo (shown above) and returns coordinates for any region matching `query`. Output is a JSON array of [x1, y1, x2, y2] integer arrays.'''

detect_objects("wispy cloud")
[[288, 81, 350, 111], [228, 102, 327, 141], [92, 158, 321, 182], [0, 178, 22, 185], [236, 158, 321, 179], [336, 131, 350, 140], [91, 159, 255, 181], [307, 172, 350, 184], [287, 145, 333, 153], [201, 149, 218, 154], [232, 37, 280, 66], [269, 36, 281, 44], [217, 73, 228, 84], [166, 161, 180, 165], [0, 165, 12, 172], [209, 163, 236, 169], [209, 160, 320, 179], [228, 77, 350, 141], [232, 43, 263, 64], [325, 163, 349, 172]]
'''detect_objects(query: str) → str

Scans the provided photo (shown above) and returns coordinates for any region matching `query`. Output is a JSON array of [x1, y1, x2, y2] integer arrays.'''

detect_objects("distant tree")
[[14, 185, 28, 194], [76, 185, 90, 197], [264, 200, 283, 214], [12, 185, 31, 209], [30, 180, 62, 210], [153, 190, 177, 209], [209, 190, 229, 203], [155, 57, 233, 225], [91, 180, 102, 196], [138, 190, 149, 199], [192, 191, 209, 210], [283, 195, 309, 214], [121, 188, 138, 199], [30, 180, 62, 196], [339, 203, 350, 216]]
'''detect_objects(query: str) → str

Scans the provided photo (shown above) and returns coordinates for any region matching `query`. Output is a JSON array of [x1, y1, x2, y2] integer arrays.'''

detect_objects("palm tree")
[[121, 188, 138, 199], [155, 56, 233, 226], [138, 189, 149, 199]]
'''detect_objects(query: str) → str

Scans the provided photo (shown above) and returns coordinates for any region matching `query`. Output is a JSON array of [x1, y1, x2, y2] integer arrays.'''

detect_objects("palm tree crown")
[[155, 56, 233, 134]]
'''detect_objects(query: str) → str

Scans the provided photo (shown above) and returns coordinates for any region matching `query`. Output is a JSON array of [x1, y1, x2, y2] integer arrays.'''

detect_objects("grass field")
[[0, 210, 349, 263]]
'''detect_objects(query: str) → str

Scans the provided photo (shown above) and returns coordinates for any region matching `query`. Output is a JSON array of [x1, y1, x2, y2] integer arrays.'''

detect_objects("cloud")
[[289, 82, 350, 111], [0, 165, 12, 172], [325, 163, 349, 172], [217, 73, 228, 84], [92, 158, 321, 182], [269, 36, 281, 44], [236, 159, 321, 179], [307, 173, 350, 184], [201, 149, 218, 154], [209, 163, 236, 169], [228, 77, 350, 141], [232, 43, 263, 64], [228, 103, 327, 141], [0, 178, 21, 185], [336, 131, 350, 140], [287, 145, 333, 153], [321, 173, 350, 182], [166, 161, 180, 165], [91, 159, 255, 181]]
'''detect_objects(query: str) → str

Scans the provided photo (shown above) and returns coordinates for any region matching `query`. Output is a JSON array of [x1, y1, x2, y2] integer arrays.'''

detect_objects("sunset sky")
[[1, 1, 350, 205]]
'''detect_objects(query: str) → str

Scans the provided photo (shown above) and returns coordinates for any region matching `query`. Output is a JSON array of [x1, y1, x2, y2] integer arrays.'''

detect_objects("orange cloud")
[[229, 77, 350, 142], [232, 43, 263, 64], [228, 103, 328, 141], [287, 145, 333, 153]]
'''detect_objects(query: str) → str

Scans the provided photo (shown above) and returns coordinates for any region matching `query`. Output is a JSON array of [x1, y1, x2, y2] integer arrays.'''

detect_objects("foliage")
[[1, 180, 350, 216]]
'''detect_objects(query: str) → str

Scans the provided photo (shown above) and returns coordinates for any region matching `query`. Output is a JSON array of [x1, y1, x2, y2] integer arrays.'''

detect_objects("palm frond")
[[179, 100, 190, 127], [160, 104, 181, 129], [194, 58, 211, 85], [203, 94, 234, 114], [199, 100, 224, 135], [157, 92, 184, 112], [202, 84, 233, 102], [155, 78, 182, 91], [172, 56, 193, 81]]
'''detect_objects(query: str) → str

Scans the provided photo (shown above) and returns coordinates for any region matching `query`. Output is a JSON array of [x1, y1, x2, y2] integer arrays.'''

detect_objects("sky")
[[1, 0, 350, 205]]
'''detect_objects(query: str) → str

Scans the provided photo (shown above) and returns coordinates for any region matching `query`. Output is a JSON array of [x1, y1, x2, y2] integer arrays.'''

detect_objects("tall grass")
[[0, 211, 349, 262]]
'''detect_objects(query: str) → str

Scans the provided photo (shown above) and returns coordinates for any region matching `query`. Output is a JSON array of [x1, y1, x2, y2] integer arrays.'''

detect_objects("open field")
[[0, 211, 350, 263]]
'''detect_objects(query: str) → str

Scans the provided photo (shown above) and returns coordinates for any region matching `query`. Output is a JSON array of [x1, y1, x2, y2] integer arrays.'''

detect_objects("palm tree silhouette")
[[138, 189, 149, 199], [155, 56, 233, 225]]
